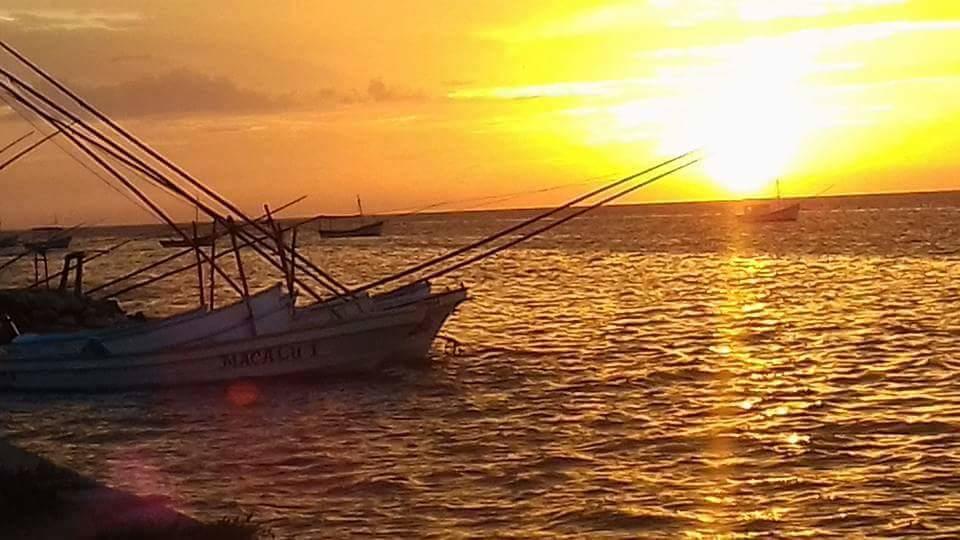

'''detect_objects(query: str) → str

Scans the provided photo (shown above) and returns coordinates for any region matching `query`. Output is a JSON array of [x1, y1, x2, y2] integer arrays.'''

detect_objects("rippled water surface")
[[4, 192, 960, 538]]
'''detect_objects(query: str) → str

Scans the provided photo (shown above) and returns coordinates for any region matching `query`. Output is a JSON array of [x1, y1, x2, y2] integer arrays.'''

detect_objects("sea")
[[3, 191, 960, 538]]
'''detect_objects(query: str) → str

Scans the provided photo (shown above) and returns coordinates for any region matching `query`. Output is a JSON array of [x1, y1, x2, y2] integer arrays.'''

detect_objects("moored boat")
[[159, 234, 215, 248], [22, 226, 72, 251], [736, 179, 800, 223], [0, 288, 465, 391], [319, 195, 385, 238], [319, 220, 384, 238]]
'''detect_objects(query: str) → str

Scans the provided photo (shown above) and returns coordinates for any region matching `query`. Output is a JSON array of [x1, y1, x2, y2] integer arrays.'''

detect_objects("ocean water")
[[3, 192, 960, 538]]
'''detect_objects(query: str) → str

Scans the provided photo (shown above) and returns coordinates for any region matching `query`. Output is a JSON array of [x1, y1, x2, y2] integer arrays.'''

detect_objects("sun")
[[659, 41, 821, 197]]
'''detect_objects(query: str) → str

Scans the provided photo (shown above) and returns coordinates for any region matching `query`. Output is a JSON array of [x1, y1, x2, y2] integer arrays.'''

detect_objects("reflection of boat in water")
[[737, 179, 800, 223], [319, 196, 385, 238], [22, 226, 72, 252]]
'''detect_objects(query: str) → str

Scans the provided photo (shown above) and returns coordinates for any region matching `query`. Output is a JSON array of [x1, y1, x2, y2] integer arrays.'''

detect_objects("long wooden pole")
[[352, 151, 698, 294], [0, 130, 60, 173], [2, 87, 247, 298], [86, 196, 306, 296], [419, 159, 700, 283], [0, 46, 350, 295], [0, 130, 33, 156], [0, 70, 339, 299], [101, 213, 330, 299], [208, 219, 217, 309], [192, 221, 205, 307]]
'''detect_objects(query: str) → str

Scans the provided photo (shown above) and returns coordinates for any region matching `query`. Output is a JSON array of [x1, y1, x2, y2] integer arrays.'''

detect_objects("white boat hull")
[[0, 289, 466, 391]]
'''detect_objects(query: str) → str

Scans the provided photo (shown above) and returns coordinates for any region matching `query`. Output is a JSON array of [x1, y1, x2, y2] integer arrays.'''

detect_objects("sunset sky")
[[0, 0, 958, 226]]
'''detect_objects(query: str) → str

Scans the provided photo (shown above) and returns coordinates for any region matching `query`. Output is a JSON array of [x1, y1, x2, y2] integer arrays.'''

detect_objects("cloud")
[[0, 9, 143, 32], [79, 69, 288, 117], [65, 71, 426, 117]]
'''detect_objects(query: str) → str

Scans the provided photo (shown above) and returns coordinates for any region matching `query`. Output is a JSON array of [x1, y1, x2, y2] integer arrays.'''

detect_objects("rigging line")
[[0, 89, 162, 220], [0, 47, 350, 296], [0, 129, 33, 156], [352, 150, 699, 294], [419, 159, 700, 283]]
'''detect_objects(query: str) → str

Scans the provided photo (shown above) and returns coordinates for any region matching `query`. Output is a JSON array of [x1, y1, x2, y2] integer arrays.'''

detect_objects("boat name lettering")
[[221, 343, 316, 369]]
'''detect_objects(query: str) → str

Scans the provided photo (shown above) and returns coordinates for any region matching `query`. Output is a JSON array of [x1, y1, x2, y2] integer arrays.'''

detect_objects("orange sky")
[[0, 0, 958, 227]]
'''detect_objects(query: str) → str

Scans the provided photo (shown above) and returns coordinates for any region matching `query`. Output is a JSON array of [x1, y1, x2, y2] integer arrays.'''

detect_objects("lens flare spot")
[[226, 380, 261, 407]]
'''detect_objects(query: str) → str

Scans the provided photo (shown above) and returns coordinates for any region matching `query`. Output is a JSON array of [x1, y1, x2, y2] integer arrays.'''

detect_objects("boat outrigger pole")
[[0, 130, 33, 156], [352, 150, 699, 294], [0, 40, 350, 297], [0, 72, 337, 300]]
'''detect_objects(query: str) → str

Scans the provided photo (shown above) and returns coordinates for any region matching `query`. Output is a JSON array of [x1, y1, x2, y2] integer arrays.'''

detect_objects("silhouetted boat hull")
[[159, 235, 215, 248], [319, 220, 385, 238], [737, 202, 800, 223], [22, 236, 72, 251], [0, 288, 465, 391]]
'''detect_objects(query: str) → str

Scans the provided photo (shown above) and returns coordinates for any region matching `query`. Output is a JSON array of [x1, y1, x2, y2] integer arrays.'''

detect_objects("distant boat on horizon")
[[22, 225, 73, 252], [737, 179, 800, 223], [159, 234, 216, 248], [319, 195, 386, 238]]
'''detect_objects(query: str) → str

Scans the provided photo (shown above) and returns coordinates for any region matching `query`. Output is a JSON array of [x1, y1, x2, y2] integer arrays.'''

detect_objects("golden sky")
[[0, 0, 958, 226]]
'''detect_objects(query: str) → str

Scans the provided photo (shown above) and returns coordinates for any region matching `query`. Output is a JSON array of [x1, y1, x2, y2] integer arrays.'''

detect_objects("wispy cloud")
[[0, 9, 143, 32], [483, 0, 909, 40]]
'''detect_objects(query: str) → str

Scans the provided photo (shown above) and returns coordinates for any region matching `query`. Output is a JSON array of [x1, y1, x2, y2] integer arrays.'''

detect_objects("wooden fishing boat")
[[22, 226, 72, 251], [159, 234, 215, 248], [737, 179, 800, 223], [0, 288, 465, 391], [5, 285, 289, 359], [319, 220, 384, 238], [319, 196, 385, 238]]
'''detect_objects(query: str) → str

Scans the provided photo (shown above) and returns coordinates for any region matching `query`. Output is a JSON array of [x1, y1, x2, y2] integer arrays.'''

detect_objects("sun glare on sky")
[[0, 0, 959, 224]]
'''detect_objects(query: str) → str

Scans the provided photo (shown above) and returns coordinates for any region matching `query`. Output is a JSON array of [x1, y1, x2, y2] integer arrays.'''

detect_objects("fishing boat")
[[4, 284, 289, 359], [319, 220, 384, 238], [159, 234, 215, 248], [22, 226, 72, 251], [0, 39, 696, 392], [319, 196, 385, 238], [0, 287, 465, 391], [737, 179, 800, 223]]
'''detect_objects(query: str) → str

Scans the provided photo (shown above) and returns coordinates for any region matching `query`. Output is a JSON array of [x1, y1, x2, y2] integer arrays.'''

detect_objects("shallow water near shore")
[[3, 192, 960, 538]]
